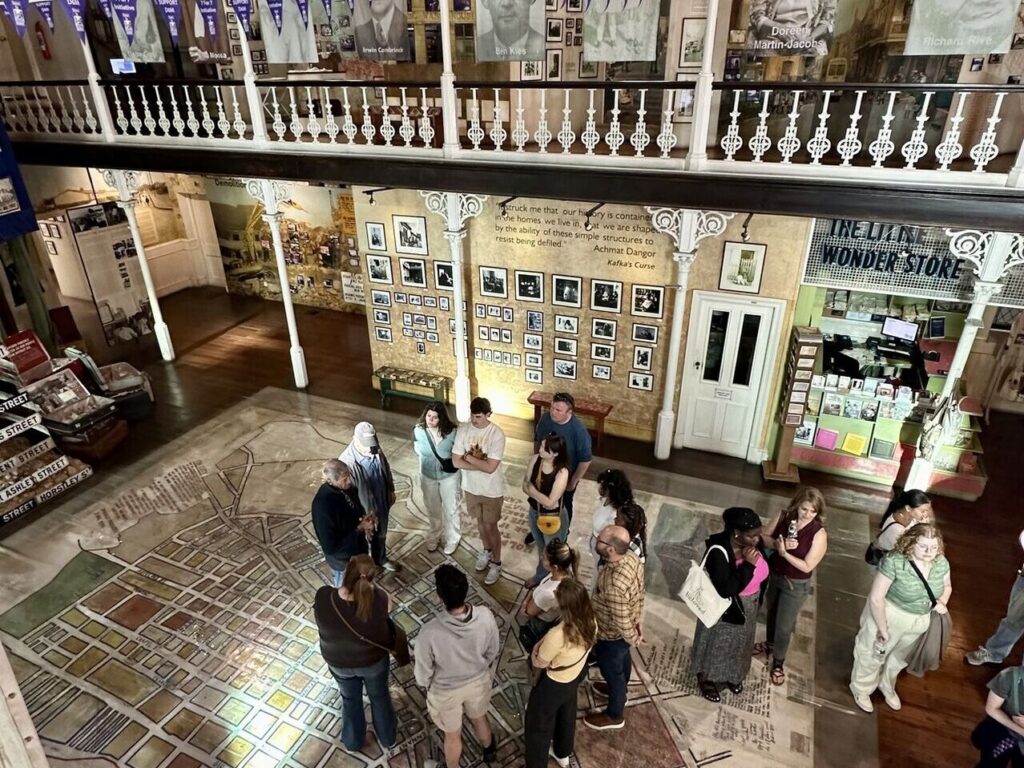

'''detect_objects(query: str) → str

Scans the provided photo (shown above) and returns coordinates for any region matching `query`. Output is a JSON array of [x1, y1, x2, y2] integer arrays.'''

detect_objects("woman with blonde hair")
[[525, 579, 597, 768], [850, 524, 952, 713], [756, 486, 828, 686], [313, 555, 397, 751], [518, 539, 579, 653]]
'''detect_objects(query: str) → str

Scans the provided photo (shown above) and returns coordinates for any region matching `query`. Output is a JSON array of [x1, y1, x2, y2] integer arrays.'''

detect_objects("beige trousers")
[[850, 600, 930, 696]]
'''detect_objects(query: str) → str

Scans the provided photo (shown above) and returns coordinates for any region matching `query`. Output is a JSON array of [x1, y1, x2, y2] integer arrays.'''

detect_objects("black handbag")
[[424, 429, 458, 474], [864, 520, 898, 565], [519, 616, 555, 654]]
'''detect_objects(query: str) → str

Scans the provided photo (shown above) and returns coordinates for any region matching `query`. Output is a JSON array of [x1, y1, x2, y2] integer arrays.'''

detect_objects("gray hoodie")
[[414, 604, 500, 690]]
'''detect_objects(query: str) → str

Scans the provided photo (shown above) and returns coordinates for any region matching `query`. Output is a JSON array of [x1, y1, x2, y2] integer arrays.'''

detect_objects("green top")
[[988, 667, 1024, 717], [879, 553, 950, 615]]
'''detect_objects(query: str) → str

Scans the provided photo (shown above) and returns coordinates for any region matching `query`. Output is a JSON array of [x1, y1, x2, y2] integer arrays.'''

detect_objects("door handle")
[[694, 361, 701, 369]]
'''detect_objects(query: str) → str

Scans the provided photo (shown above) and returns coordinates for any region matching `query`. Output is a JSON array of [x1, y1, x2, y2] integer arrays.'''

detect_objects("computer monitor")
[[881, 316, 919, 343]]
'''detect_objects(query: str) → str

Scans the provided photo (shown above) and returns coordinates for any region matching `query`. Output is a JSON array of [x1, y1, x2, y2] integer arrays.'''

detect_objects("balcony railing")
[[1, 76, 1022, 188]]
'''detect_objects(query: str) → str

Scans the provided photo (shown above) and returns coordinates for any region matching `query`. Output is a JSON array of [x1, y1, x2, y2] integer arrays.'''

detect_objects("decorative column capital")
[[245, 178, 290, 216], [1006, 233, 1024, 277], [971, 280, 1003, 304], [673, 250, 698, 271], [944, 228, 991, 274], [645, 207, 734, 253], [99, 169, 143, 204], [421, 191, 488, 232]]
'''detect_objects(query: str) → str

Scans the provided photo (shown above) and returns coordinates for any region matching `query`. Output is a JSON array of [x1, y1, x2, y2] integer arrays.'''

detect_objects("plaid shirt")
[[592, 551, 645, 645]]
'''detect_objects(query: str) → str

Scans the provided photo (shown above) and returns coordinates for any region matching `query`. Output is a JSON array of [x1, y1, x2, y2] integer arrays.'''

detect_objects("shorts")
[[465, 491, 503, 526], [426, 672, 493, 733]]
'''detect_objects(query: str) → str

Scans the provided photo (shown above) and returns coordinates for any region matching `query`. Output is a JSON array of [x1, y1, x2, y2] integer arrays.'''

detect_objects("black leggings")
[[524, 667, 585, 768], [973, 717, 1024, 768]]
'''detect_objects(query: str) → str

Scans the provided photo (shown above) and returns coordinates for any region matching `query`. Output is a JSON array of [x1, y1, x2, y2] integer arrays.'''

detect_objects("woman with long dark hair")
[[589, 469, 633, 587], [755, 487, 828, 686], [518, 539, 579, 653], [873, 489, 933, 559], [524, 579, 598, 768], [522, 433, 570, 587], [313, 555, 397, 751], [413, 401, 461, 554]]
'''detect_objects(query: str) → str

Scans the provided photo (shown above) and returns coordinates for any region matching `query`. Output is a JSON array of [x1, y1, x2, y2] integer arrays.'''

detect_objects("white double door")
[[676, 292, 781, 459]]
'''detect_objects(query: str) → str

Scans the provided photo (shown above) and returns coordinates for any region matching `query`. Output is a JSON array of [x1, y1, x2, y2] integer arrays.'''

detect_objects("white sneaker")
[[443, 537, 460, 556], [549, 747, 569, 768], [475, 550, 491, 572], [849, 685, 873, 713], [485, 562, 501, 585], [880, 688, 901, 711]]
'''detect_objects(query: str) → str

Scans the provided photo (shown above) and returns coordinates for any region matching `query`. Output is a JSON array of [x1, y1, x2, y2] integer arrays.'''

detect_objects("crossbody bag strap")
[[548, 650, 589, 672], [872, 519, 898, 546], [907, 560, 938, 607], [330, 591, 393, 653], [424, 429, 447, 466], [699, 544, 729, 569]]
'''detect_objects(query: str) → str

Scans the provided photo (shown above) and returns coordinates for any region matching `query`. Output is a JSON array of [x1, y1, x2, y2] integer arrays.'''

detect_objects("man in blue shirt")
[[527, 392, 592, 543]]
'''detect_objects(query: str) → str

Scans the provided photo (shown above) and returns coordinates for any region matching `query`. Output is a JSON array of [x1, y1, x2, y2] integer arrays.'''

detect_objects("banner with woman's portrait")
[[747, 0, 836, 57]]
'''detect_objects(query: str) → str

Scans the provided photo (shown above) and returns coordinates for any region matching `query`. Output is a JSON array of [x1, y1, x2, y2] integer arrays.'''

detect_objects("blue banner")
[[153, 0, 179, 42], [0, 124, 40, 243], [111, 0, 138, 44], [228, 0, 249, 36], [31, 0, 55, 29], [56, 0, 85, 38], [196, 0, 218, 37]]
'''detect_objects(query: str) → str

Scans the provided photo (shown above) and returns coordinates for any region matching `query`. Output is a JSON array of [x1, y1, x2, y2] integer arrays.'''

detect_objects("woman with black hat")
[[691, 507, 767, 702]]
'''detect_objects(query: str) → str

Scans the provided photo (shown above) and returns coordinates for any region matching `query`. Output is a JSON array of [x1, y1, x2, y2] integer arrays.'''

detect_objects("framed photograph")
[[474, 348, 482, 359], [414, 313, 427, 325], [402, 312, 413, 326], [564, 30, 572, 46], [374, 326, 393, 342], [970, 56, 984, 72], [545, 48, 562, 80], [501, 328, 512, 343], [567, 0, 582, 10], [45, 240, 58, 255], [439, 296, 450, 311], [366, 222, 387, 251], [526, 369, 543, 384], [679, 17, 707, 67], [502, 306, 514, 323], [490, 327, 501, 341], [632, 346, 653, 371], [719, 241, 766, 294], [395, 292, 408, 304], [373, 309, 391, 324], [590, 279, 622, 313], [573, 34, 582, 46], [578, 53, 598, 78], [552, 275, 582, 308], [592, 317, 617, 340], [631, 285, 664, 318], [515, 270, 544, 302], [502, 351, 512, 364], [553, 358, 577, 379], [545, 0, 556, 9], [393, 215, 428, 255], [555, 337, 578, 356], [400, 258, 428, 288], [229, 27, 240, 40], [371, 289, 391, 306], [526, 352, 542, 367], [513, 354, 521, 366], [555, 314, 579, 334], [674, 73, 697, 123], [367, 254, 392, 284], [632, 323, 659, 344], [524, 333, 543, 350], [484, 306, 500, 319], [591, 342, 615, 362], [592, 364, 611, 380], [475, 303, 486, 318], [427, 316, 437, 330], [402, 328, 414, 337], [628, 371, 653, 391], [546, 17, 563, 41], [484, 349, 493, 362], [417, 341, 427, 354], [434, 261, 455, 291], [527, 310, 543, 331], [521, 60, 543, 81], [427, 332, 440, 343], [479, 266, 508, 298], [479, 326, 489, 340], [409, 294, 422, 306]]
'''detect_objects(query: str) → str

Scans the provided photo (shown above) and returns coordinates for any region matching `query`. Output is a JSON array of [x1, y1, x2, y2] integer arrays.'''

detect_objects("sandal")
[[725, 682, 744, 695], [770, 664, 786, 687], [753, 641, 773, 657], [698, 679, 721, 703]]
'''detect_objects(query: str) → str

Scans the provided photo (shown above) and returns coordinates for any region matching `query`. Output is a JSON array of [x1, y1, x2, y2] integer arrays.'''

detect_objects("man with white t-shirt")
[[452, 397, 506, 585]]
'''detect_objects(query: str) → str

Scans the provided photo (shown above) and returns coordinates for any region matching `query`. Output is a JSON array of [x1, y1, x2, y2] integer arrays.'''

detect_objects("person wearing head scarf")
[[339, 422, 398, 572], [690, 507, 767, 703]]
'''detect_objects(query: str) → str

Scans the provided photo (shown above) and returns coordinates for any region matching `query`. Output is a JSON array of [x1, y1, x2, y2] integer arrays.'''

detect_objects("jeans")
[[528, 505, 568, 582], [371, 508, 391, 566], [328, 657, 396, 750], [594, 638, 631, 720], [524, 666, 586, 767], [421, 472, 461, 548], [329, 556, 351, 587], [563, 487, 576, 529], [765, 572, 813, 664], [982, 574, 1024, 661]]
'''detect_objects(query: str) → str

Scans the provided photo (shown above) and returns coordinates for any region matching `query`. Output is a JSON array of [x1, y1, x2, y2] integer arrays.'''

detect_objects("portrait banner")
[[474, 0, 544, 61], [114, 0, 165, 62], [904, 0, 1015, 55], [352, 0, 409, 61], [153, 0, 180, 42], [582, 0, 658, 63], [747, 0, 836, 57], [259, 0, 316, 63], [57, 0, 86, 39], [111, 0, 139, 44], [181, 0, 231, 62], [228, 0, 250, 35]]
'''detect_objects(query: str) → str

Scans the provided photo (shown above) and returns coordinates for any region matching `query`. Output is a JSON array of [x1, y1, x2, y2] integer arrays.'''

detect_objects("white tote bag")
[[678, 544, 731, 629]]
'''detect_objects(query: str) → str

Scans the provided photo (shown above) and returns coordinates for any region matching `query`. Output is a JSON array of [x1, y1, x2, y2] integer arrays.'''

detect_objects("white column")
[[1008, 137, 1024, 188], [645, 208, 734, 459], [245, 178, 308, 388], [99, 169, 175, 360], [437, 0, 460, 158], [235, 14, 269, 145], [81, 37, 116, 141], [684, 0, 720, 170], [421, 191, 488, 422]]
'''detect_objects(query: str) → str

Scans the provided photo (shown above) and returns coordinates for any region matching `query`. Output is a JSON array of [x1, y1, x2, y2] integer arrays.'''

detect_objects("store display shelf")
[[792, 443, 901, 487], [924, 458, 988, 502]]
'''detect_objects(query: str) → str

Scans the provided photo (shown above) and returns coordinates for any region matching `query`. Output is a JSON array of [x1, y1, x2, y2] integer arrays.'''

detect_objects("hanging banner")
[[114, 0, 166, 61], [227, 0, 249, 36], [30, 0, 55, 30], [6, 0, 28, 36], [266, 0, 283, 32], [319, 0, 327, 21], [0, 124, 39, 242], [747, 0, 836, 57], [295, 0, 307, 28], [259, 0, 316, 63], [180, 0, 231, 62], [57, 0, 86, 39], [582, 0, 657, 63], [153, 0, 180, 42], [312, 0, 356, 64], [196, 0, 218, 37], [111, 0, 138, 44], [904, 0, 1015, 55], [474, 0, 543, 61], [352, 0, 409, 61]]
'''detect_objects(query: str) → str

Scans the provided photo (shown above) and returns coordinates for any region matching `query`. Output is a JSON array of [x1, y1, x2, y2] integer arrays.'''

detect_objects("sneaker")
[[880, 688, 901, 711], [965, 647, 1001, 666], [443, 537, 460, 556], [591, 680, 609, 698], [524, 531, 535, 545], [382, 561, 402, 573], [475, 550, 492, 572], [549, 746, 570, 768], [849, 685, 873, 713], [426, 540, 439, 553], [485, 562, 502, 585], [583, 712, 624, 730]]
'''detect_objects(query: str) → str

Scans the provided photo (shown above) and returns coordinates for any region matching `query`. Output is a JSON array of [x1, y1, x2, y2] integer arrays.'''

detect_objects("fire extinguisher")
[[35, 22, 52, 60]]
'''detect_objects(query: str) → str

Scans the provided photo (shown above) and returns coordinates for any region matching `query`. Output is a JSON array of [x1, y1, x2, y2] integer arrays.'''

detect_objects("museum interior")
[[0, 0, 1022, 766]]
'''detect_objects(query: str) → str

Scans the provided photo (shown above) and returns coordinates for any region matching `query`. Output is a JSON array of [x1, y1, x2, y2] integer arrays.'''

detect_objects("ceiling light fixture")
[[741, 213, 753, 242], [583, 202, 605, 232], [498, 196, 518, 220], [362, 187, 393, 207]]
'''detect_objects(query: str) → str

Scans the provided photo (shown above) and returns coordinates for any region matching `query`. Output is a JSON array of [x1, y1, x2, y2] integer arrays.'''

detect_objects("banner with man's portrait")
[[179, 0, 231, 64], [905, 0, 1016, 55], [747, 0, 836, 57], [114, 0, 166, 63], [583, 0, 658, 63], [475, 0, 544, 61], [257, 0, 316, 64], [352, 0, 409, 61]]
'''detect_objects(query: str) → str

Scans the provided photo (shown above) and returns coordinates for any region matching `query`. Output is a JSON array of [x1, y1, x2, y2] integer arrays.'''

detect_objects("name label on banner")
[[153, 0, 179, 42]]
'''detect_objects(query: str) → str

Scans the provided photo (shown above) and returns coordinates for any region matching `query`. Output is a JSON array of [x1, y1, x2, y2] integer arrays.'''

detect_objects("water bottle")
[[786, 519, 798, 541], [873, 638, 887, 657]]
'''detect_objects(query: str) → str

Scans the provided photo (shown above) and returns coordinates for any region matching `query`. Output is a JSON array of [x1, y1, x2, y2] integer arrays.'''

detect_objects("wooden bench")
[[528, 390, 614, 450], [374, 367, 450, 409]]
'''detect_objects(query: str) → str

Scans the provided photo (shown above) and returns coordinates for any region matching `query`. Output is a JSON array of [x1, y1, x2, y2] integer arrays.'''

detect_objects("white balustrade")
[[0, 83, 102, 139]]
